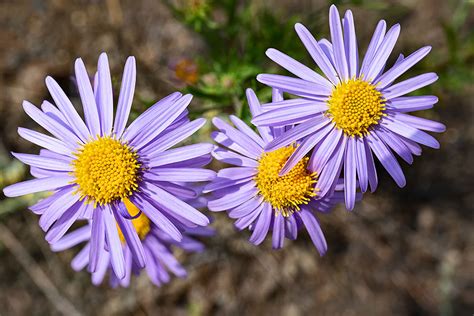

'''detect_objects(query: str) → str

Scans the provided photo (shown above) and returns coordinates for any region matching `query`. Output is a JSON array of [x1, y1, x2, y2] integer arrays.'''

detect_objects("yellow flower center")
[[327, 78, 385, 136], [117, 198, 151, 243], [255, 146, 317, 217], [72, 136, 140, 206]]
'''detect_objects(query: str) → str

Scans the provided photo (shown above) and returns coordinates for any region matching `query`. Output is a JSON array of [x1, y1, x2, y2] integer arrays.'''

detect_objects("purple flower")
[[252, 5, 445, 210], [205, 88, 349, 255], [3, 53, 215, 280], [50, 206, 214, 287]]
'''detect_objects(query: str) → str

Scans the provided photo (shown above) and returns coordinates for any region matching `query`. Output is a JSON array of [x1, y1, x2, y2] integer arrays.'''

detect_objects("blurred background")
[[0, 0, 473, 315]]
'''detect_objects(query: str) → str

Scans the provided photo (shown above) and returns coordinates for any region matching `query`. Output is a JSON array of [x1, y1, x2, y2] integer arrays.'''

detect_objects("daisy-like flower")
[[252, 5, 446, 210], [205, 88, 349, 255], [3, 53, 215, 279], [50, 199, 214, 287]]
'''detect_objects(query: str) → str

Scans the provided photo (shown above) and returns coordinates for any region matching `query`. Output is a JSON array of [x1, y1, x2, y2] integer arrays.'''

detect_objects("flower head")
[[3, 53, 215, 280], [253, 5, 445, 210], [205, 88, 349, 254]]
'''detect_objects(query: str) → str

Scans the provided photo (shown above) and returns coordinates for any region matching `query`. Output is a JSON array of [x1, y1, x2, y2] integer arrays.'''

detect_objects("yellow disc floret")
[[72, 136, 140, 206], [117, 198, 151, 243], [255, 146, 317, 217], [327, 78, 385, 136]]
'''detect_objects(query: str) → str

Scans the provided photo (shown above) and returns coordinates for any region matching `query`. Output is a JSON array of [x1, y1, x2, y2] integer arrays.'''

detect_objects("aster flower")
[[3, 53, 215, 279], [205, 88, 349, 255], [50, 200, 214, 287], [252, 5, 446, 210]]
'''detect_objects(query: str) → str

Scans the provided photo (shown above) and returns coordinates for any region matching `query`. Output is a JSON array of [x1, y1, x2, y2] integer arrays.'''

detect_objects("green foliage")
[[164, 0, 308, 123]]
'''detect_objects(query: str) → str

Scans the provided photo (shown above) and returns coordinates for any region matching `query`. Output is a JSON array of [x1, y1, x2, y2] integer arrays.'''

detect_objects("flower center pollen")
[[255, 146, 317, 217], [72, 137, 140, 206], [327, 78, 385, 136], [117, 198, 151, 243]]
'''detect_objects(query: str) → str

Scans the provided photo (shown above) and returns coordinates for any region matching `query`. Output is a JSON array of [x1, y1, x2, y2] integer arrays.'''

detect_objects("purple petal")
[[234, 202, 265, 231], [147, 235, 187, 277], [3, 175, 73, 197], [30, 167, 68, 179], [157, 153, 211, 169], [382, 73, 438, 99], [230, 115, 265, 148], [71, 243, 90, 271], [130, 195, 182, 241], [146, 168, 216, 182], [316, 136, 346, 197], [122, 92, 182, 141], [391, 112, 446, 133], [212, 147, 258, 167], [204, 177, 254, 195], [285, 215, 298, 240], [130, 95, 193, 150], [364, 139, 378, 192], [141, 182, 209, 226], [89, 209, 105, 273], [245, 88, 273, 143], [153, 181, 197, 200], [309, 126, 341, 173], [264, 116, 331, 151], [377, 46, 431, 89], [375, 128, 413, 164], [113, 56, 136, 137], [329, 5, 349, 81], [249, 203, 272, 245], [118, 247, 132, 287], [39, 186, 80, 231], [75, 58, 101, 136], [393, 132, 422, 156], [211, 131, 260, 160], [298, 208, 327, 256], [30, 188, 71, 215], [91, 250, 109, 286], [50, 225, 90, 252], [12, 152, 72, 171], [280, 122, 334, 175], [270, 89, 287, 138], [381, 117, 440, 148], [102, 204, 125, 279], [355, 137, 368, 193], [213, 117, 262, 158], [253, 100, 327, 126], [367, 132, 406, 187], [112, 203, 146, 268], [39, 149, 71, 161], [318, 38, 335, 65], [143, 247, 162, 286], [148, 143, 214, 168], [257, 74, 332, 99], [41, 101, 68, 126], [17, 128, 72, 157], [364, 24, 401, 81], [265, 48, 333, 88], [272, 214, 285, 249], [45, 76, 90, 141], [228, 195, 264, 219], [208, 181, 259, 212], [294, 23, 340, 85], [45, 200, 83, 243], [96, 53, 114, 136], [140, 118, 206, 157], [360, 20, 387, 76], [387, 96, 438, 112], [344, 137, 357, 210], [343, 10, 358, 78], [22, 101, 82, 148]]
